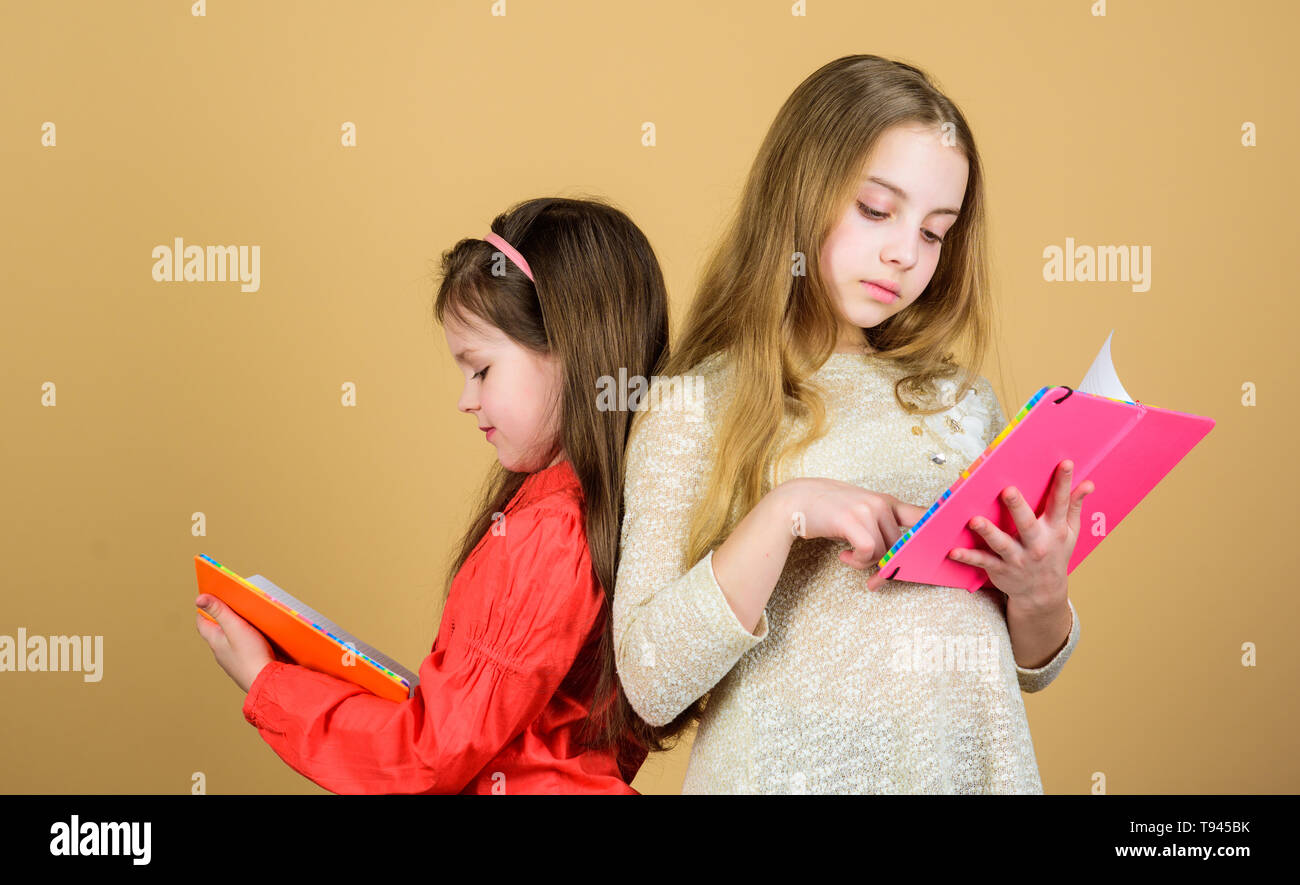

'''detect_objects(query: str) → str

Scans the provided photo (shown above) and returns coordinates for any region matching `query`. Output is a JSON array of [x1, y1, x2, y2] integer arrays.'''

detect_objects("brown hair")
[[432, 195, 676, 768], [645, 54, 1003, 740]]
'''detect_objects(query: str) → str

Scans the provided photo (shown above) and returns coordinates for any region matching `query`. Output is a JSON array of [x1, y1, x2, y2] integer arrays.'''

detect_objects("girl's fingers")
[[1067, 480, 1095, 530], [195, 610, 229, 654], [843, 551, 874, 572], [841, 520, 881, 566], [197, 595, 260, 646], [948, 545, 998, 571], [1067, 487, 1084, 525], [841, 544, 876, 570], [1046, 460, 1073, 525], [196, 595, 224, 622], [894, 501, 928, 530], [869, 505, 901, 550], [997, 486, 1038, 541], [195, 611, 216, 642], [970, 514, 1016, 558]]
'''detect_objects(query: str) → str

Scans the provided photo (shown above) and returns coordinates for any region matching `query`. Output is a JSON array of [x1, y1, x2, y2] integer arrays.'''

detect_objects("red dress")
[[241, 459, 647, 794]]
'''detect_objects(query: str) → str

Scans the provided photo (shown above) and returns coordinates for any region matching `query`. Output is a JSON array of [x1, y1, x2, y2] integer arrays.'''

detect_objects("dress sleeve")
[[1016, 597, 1080, 693], [612, 374, 770, 728], [242, 504, 605, 794], [974, 375, 1083, 694]]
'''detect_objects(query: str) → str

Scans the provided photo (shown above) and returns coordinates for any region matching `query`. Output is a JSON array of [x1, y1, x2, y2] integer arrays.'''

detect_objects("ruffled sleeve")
[[612, 372, 770, 728], [242, 503, 605, 793], [974, 375, 1083, 694]]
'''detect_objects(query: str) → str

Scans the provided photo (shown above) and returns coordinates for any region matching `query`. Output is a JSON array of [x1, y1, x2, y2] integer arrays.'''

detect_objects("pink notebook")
[[876, 331, 1216, 591]]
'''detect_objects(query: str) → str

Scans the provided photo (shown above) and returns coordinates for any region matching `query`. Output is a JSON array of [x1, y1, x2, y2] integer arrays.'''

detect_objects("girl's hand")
[[942, 459, 1095, 608], [782, 477, 929, 572], [195, 594, 275, 693]]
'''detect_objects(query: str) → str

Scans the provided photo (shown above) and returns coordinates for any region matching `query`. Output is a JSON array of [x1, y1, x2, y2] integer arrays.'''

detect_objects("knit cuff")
[[1016, 598, 1079, 693]]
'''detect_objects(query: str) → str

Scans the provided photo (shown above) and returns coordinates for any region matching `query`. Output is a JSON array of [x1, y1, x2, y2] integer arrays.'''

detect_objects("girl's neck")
[[832, 339, 878, 355]]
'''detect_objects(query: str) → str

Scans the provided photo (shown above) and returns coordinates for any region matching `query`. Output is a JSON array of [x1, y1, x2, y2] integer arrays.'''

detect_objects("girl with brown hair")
[[198, 196, 673, 793]]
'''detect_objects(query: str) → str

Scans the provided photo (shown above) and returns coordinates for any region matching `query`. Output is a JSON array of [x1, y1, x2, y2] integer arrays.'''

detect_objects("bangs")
[[435, 280, 495, 332]]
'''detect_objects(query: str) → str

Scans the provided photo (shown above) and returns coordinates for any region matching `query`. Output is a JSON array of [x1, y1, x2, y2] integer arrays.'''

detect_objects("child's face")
[[819, 123, 969, 349], [443, 310, 564, 473]]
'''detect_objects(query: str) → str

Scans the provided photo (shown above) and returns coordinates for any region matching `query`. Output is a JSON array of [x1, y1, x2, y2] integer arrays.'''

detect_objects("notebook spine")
[[247, 575, 418, 692], [877, 384, 1054, 571], [198, 554, 415, 694], [873, 381, 1158, 587]]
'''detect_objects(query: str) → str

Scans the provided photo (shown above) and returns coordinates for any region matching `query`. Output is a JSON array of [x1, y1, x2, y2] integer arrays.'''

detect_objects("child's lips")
[[861, 280, 899, 304]]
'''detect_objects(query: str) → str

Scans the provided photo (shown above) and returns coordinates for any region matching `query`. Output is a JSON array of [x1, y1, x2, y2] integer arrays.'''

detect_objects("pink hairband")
[[483, 232, 534, 282]]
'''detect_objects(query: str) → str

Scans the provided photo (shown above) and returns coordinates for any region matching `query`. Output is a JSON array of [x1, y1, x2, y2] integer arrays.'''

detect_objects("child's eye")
[[857, 201, 945, 244], [473, 366, 489, 380]]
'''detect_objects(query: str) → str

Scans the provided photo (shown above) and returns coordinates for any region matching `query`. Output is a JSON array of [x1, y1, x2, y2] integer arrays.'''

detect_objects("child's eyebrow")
[[863, 175, 961, 217], [452, 347, 481, 363]]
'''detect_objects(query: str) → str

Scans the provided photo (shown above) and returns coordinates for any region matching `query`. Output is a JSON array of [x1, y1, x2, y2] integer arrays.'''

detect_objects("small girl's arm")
[[242, 507, 605, 793]]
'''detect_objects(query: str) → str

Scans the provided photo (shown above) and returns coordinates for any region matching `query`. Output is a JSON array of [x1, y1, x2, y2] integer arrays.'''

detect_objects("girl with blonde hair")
[[614, 55, 1093, 793]]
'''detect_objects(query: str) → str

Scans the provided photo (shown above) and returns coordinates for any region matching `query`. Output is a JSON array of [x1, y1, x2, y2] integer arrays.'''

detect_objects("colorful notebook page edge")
[[197, 554, 412, 692], [876, 385, 1053, 569]]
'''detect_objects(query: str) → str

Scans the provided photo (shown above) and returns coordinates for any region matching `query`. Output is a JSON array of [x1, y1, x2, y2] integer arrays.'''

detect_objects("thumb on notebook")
[[195, 593, 276, 693]]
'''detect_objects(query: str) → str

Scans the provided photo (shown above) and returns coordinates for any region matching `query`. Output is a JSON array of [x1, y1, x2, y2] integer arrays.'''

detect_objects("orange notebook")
[[194, 554, 418, 703]]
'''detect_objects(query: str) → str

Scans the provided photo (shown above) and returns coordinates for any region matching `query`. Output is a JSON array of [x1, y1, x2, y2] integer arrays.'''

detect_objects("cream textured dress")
[[612, 351, 1080, 794]]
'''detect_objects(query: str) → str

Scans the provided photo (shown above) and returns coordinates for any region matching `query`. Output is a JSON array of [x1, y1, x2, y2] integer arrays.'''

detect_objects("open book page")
[[1078, 329, 1136, 402]]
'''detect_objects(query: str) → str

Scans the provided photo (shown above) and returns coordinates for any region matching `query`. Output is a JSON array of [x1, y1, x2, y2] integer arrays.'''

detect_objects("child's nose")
[[457, 386, 478, 414], [881, 231, 917, 269]]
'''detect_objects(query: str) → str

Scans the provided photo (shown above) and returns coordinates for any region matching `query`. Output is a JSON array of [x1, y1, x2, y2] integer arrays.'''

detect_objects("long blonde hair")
[[658, 53, 1000, 634]]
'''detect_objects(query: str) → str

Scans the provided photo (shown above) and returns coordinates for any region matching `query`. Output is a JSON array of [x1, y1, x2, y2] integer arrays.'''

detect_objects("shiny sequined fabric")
[[613, 351, 1080, 793]]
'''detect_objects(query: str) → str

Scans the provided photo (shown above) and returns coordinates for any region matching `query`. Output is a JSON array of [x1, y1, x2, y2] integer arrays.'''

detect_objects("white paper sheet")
[[1077, 329, 1135, 402]]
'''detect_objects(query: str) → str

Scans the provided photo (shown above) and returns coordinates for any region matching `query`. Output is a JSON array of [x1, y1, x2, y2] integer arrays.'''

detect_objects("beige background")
[[1, 0, 1295, 794]]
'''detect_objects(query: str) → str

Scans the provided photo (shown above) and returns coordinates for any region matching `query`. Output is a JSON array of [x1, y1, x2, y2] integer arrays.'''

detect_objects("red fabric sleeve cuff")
[[242, 659, 289, 729]]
